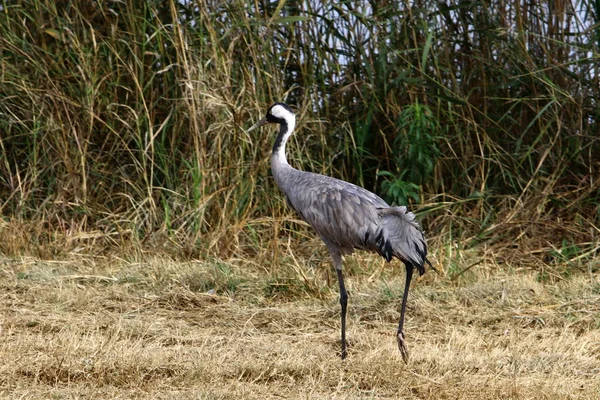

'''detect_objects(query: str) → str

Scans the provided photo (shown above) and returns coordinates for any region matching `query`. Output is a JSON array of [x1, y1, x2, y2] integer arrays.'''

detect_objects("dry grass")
[[1, 251, 599, 399]]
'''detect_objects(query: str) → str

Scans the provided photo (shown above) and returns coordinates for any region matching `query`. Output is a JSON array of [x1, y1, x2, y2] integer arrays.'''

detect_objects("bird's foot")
[[397, 331, 409, 363]]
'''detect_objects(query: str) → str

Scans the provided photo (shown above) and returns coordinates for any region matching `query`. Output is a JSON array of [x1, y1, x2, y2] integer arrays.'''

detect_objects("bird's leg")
[[397, 263, 414, 363], [336, 267, 348, 360], [328, 248, 348, 360]]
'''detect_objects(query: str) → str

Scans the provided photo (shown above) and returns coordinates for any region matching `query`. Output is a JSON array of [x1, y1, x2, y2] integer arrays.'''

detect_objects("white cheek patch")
[[270, 105, 291, 119]]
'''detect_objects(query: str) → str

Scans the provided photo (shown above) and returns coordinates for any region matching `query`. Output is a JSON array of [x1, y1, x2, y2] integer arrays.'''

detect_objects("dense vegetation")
[[0, 0, 598, 267]]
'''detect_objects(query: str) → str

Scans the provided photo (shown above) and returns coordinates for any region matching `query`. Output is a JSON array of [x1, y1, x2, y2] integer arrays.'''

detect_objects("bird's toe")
[[397, 331, 409, 363]]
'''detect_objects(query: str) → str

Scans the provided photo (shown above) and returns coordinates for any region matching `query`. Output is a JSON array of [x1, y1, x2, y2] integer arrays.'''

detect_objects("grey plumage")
[[276, 169, 427, 271], [248, 102, 431, 362]]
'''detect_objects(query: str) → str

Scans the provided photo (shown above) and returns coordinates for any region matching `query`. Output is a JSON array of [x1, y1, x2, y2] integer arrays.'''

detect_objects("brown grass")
[[1, 249, 599, 399]]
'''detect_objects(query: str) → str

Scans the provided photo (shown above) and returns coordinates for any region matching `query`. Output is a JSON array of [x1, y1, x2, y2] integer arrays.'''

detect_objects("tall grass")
[[0, 0, 598, 266]]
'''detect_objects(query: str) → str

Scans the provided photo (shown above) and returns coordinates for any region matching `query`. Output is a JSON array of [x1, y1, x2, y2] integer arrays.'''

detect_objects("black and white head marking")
[[266, 103, 295, 124]]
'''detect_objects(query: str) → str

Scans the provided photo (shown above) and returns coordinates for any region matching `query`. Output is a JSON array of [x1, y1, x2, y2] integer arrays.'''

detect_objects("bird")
[[247, 102, 432, 362]]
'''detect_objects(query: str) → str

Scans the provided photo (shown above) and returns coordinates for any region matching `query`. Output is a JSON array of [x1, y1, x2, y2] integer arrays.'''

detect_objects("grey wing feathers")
[[378, 207, 428, 275], [281, 169, 429, 274], [283, 172, 385, 254]]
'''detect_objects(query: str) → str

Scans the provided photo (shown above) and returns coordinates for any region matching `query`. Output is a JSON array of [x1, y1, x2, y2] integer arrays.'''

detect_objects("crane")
[[248, 102, 432, 362]]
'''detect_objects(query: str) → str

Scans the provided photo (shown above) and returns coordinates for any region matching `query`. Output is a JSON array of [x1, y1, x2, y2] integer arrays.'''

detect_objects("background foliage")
[[0, 0, 598, 266]]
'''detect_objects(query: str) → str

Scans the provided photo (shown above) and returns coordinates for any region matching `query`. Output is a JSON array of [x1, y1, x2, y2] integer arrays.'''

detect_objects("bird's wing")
[[284, 172, 386, 252]]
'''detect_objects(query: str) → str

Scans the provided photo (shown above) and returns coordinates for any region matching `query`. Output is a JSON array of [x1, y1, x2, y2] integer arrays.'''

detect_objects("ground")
[[1, 253, 599, 399]]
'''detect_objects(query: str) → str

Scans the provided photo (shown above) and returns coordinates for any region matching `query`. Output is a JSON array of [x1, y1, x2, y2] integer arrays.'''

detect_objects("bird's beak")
[[246, 117, 268, 132]]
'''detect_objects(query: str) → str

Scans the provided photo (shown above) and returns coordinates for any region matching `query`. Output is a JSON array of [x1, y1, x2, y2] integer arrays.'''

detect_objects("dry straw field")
[[1, 250, 599, 399], [1, 0, 599, 398]]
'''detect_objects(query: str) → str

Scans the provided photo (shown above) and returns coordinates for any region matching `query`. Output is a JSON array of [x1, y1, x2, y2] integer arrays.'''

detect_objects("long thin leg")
[[397, 263, 414, 363], [328, 248, 348, 360], [336, 267, 348, 360]]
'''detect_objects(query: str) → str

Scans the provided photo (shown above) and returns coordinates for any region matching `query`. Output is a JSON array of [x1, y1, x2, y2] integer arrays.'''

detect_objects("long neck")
[[271, 118, 295, 167]]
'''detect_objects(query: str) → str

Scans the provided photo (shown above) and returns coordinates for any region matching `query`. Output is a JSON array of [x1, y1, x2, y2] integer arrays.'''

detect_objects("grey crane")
[[248, 102, 432, 362]]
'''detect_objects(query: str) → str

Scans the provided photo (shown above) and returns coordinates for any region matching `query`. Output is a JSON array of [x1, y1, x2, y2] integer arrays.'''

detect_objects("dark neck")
[[272, 122, 289, 154]]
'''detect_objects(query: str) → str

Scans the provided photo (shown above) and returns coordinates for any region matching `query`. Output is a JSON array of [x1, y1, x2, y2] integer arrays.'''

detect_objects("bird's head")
[[247, 102, 295, 132]]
